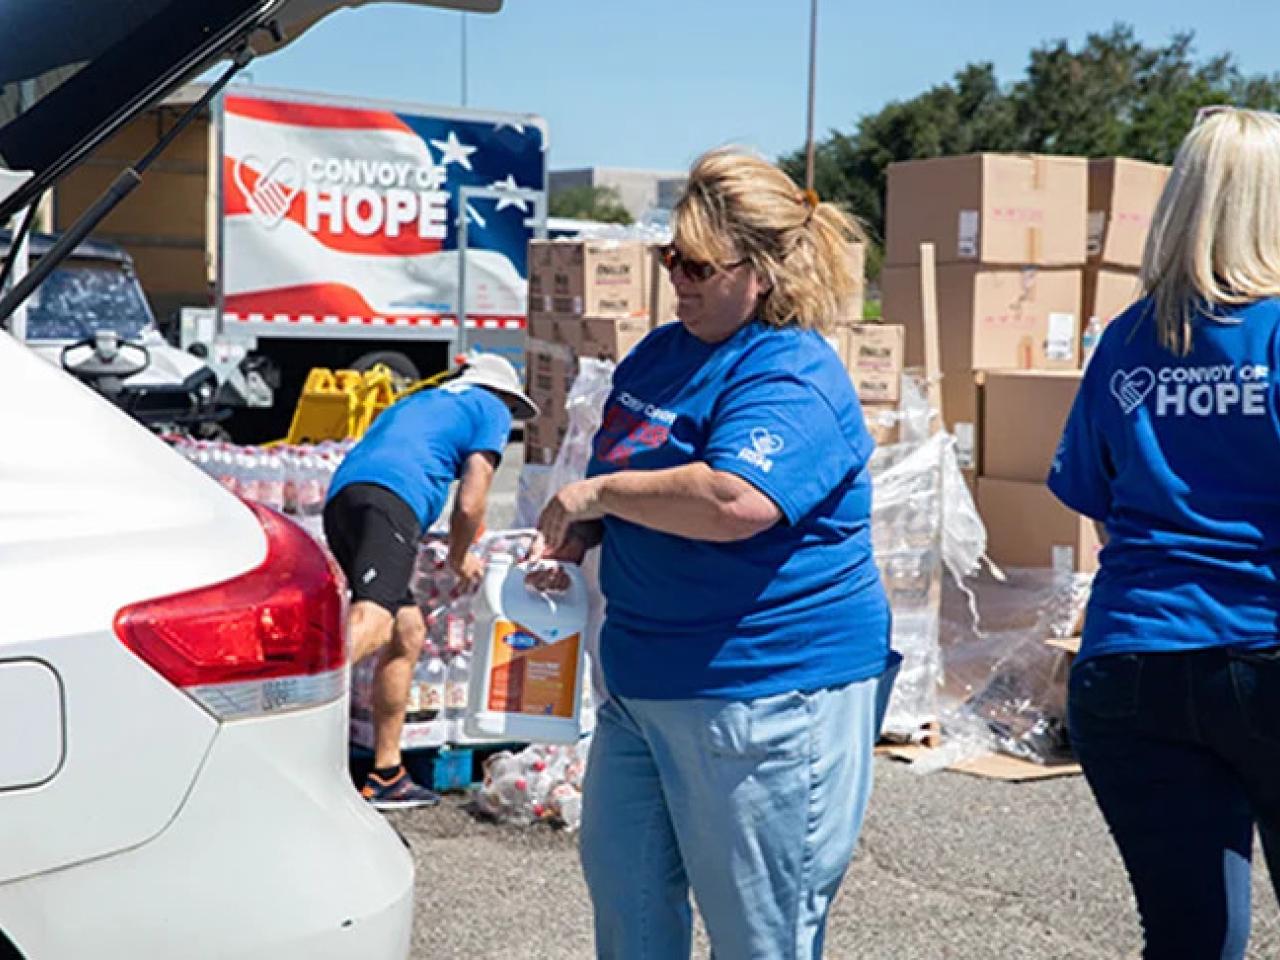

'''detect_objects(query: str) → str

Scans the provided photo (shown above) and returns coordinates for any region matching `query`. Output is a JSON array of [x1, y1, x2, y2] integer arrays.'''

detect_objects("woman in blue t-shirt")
[[533, 148, 899, 959], [1050, 108, 1280, 959]]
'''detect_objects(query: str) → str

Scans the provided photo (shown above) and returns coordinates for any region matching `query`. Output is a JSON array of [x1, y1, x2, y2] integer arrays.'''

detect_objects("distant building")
[[549, 167, 687, 221]]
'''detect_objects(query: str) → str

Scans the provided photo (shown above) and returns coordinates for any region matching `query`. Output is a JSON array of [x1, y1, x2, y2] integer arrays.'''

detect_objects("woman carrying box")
[[1050, 107, 1280, 959]]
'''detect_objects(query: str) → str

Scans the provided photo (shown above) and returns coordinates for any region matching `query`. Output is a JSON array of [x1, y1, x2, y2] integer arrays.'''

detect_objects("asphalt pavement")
[[388, 442, 1280, 959]]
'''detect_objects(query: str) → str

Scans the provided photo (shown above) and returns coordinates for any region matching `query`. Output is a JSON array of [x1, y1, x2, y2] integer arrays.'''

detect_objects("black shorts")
[[322, 483, 422, 613]]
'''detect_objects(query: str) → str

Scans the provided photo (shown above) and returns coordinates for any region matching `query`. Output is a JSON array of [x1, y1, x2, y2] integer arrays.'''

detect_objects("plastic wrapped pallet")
[[870, 374, 986, 742]]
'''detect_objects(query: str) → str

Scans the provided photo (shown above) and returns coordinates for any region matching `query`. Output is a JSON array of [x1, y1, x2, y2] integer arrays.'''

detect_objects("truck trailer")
[[50, 83, 548, 440]]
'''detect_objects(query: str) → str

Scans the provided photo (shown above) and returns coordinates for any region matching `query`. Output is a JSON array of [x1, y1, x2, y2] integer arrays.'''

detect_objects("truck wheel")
[[351, 351, 420, 391]]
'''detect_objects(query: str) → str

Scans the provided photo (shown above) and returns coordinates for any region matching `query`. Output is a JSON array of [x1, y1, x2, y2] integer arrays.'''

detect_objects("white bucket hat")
[[451, 352, 540, 421]]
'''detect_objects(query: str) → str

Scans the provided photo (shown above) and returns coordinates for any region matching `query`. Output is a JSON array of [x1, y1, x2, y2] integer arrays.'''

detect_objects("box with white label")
[[882, 264, 1082, 372], [885, 154, 1088, 267]]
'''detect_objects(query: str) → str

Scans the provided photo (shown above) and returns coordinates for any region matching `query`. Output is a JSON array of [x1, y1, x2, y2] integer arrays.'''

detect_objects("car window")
[[24, 265, 155, 341], [0, 0, 267, 223]]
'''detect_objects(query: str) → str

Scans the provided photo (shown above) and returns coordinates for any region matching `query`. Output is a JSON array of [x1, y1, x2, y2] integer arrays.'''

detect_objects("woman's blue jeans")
[[1069, 647, 1280, 960], [579, 666, 896, 960]]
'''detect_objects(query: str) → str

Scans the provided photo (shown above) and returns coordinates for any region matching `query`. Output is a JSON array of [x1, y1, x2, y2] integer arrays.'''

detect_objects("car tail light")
[[114, 502, 347, 720]]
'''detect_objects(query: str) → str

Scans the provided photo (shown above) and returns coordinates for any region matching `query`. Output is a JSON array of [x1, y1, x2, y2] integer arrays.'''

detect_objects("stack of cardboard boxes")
[[882, 153, 1089, 470], [882, 152, 1168, 574], [822, 243, 908, 444], [976, 370, 1098, 571], [524, 238, 678, 464], [840, 323, 905, 444]]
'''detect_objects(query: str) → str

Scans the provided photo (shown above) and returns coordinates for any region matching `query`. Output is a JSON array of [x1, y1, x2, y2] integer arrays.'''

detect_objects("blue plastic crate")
[[429, 748, 474, 792]]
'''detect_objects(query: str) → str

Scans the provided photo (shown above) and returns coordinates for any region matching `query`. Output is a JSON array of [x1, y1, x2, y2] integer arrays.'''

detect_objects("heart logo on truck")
[[1110, 367, 1156, 415], [233, 155, 302, 229]]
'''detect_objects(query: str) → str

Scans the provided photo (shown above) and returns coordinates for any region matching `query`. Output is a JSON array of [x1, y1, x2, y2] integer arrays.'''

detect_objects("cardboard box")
[[981, 371, 1083, 483], [861, 402, 899, 445], [525, 341, 575, 419], [524, 442, 557, 466], [845, 323, 905, 404], [528, 239, 556, 298], [550, 240, 648, 318], [841, 242, 867, 323], [525, 417, 568, 456], [528, 367, 574, 408], [526, 339, 576, 377], [645, 244, 679, 328], [883, 264, 1082, 372], [1088, 158, 1169, 268], [1083, 267, 1142, 325], [578, 316, 650, 362], [527, 311, 584, 350], [977, 477, 1100, 573], [885, 154, 1088, 267]]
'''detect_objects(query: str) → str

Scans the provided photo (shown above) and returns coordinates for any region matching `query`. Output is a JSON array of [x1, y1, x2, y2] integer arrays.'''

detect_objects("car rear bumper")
[[0, 697, 414, 959]]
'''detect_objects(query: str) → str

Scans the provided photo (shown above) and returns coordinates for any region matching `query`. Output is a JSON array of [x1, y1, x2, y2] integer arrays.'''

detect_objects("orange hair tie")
[[799, 188, 820, 225]]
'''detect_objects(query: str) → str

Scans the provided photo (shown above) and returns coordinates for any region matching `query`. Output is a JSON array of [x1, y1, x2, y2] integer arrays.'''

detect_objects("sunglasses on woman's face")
[[659, 244, 748, 282]]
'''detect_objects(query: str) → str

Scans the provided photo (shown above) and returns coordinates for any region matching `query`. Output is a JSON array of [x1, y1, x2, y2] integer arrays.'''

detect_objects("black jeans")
[[1069, 647, 1280, 960]]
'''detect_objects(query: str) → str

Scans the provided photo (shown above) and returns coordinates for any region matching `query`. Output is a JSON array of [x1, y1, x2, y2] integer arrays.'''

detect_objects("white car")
[[0, 1, 505, 957], [0, 319, 414, 957]]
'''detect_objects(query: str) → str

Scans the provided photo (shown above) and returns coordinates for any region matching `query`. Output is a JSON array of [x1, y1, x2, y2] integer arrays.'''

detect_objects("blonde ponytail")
[[672, 147, 867, 333]]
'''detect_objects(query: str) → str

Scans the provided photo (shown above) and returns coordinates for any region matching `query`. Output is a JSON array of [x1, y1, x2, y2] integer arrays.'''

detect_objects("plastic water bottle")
[[237, 448, 262, 502], [296, 453, 325, 516], [260, 451, 286, 512], [445, 653, 470, 719], [281, 448, 300, 513], [423, 655, 447, 722], [1081, 316, 1104, 370], [444, 599, 470, 655]]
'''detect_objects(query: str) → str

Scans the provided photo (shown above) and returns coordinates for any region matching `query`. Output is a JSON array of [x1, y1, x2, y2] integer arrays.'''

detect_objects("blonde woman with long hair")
[[532, 147, 900, 958], [1050, 107, 1280, 959]]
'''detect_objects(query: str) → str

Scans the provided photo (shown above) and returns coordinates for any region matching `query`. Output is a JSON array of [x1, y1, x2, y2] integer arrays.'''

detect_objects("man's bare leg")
[[348, 600, 394, 665], [372, 605, 428, 771]]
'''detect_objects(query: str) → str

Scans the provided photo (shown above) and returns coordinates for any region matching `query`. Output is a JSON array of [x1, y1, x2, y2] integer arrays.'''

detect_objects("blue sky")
[[240, 0, 1280, 174]]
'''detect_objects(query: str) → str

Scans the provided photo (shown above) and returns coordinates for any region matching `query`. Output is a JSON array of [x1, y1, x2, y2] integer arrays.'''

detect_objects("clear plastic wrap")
[[924, 566, 1093, 769], [871, 371, 986, 741], [513, 463, 552, 529], [472, 739, 592, 830], [545, 358, 615, 499]]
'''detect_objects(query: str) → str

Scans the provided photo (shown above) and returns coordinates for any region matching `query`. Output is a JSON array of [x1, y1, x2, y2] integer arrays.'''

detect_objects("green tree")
[[782, 25, 1280, 274], [548, 185, 633, 225]]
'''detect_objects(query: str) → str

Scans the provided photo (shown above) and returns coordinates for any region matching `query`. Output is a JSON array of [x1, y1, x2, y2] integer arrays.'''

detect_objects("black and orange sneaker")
[[360, 767, 441, 810]]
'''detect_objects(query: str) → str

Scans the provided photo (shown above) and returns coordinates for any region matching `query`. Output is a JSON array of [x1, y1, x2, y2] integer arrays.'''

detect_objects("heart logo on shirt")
[[1110, 367, 1155, 415], [750, 427, 785, 456]]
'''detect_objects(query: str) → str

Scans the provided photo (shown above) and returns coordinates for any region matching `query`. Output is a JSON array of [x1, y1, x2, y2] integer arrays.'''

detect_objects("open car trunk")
[[0, 0, 502, 227]]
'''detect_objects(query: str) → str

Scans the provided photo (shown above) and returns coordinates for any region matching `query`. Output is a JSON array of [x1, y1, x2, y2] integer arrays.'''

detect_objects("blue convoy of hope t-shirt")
[[328, 383, 511, 529], [586, 319, 896, 701], [1049, 297, 1280, 662]]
